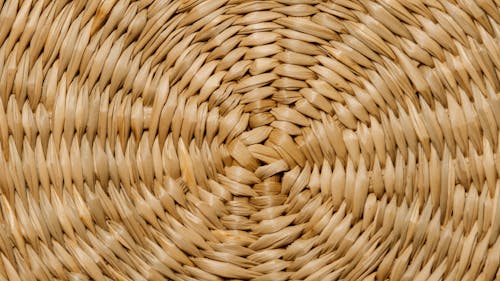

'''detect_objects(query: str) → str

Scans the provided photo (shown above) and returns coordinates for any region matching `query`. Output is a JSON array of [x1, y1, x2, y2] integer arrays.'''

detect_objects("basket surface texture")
[[0, 0, 499, 280]]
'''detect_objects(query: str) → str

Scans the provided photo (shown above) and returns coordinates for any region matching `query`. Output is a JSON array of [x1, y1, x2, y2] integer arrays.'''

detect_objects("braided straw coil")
[[0, 0, 499, 280]]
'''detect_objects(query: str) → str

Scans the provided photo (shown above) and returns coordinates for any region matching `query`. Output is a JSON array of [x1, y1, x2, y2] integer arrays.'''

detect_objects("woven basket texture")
[[0, 0, 499, 280]]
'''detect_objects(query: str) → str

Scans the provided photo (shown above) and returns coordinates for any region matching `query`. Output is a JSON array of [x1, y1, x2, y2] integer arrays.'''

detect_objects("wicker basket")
[[0, 0, 499, 280]]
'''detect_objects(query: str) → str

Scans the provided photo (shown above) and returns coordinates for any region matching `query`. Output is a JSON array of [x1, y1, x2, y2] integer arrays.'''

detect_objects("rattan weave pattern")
[[0, 0, 499, 280]]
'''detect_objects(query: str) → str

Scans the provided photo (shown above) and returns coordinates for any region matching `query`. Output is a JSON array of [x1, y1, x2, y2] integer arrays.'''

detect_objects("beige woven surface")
[[0, 0, 499, 280]]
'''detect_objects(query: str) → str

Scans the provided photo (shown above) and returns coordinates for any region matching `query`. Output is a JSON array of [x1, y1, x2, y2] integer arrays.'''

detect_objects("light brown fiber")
[[0, 0, 499, 280]]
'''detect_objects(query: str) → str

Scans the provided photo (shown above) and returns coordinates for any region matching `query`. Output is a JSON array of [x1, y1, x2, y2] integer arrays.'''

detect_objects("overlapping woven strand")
[[0, 0, 499, 280]]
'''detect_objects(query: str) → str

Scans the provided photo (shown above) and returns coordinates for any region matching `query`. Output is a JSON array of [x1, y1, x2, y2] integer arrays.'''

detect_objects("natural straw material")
[[0, 0, 499, 280]]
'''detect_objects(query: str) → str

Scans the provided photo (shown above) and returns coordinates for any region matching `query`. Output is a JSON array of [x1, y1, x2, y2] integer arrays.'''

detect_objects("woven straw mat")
[[0, 0, 499, 280]]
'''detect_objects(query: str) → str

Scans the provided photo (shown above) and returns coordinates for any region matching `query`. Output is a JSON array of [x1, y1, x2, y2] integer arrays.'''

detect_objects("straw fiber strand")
[[0, 0, 499, 280]]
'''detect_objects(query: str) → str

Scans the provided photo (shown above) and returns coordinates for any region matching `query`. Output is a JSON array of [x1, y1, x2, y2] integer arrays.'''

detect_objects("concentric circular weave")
[[0, 0, 499, 280]]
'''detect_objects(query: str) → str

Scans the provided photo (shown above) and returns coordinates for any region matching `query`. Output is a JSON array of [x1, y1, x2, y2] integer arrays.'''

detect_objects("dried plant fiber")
[[0, 0, 499, 280]]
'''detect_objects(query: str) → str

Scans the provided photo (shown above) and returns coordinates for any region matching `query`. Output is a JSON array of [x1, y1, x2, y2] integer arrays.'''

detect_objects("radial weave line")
[[0, 0, 499, 280]]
